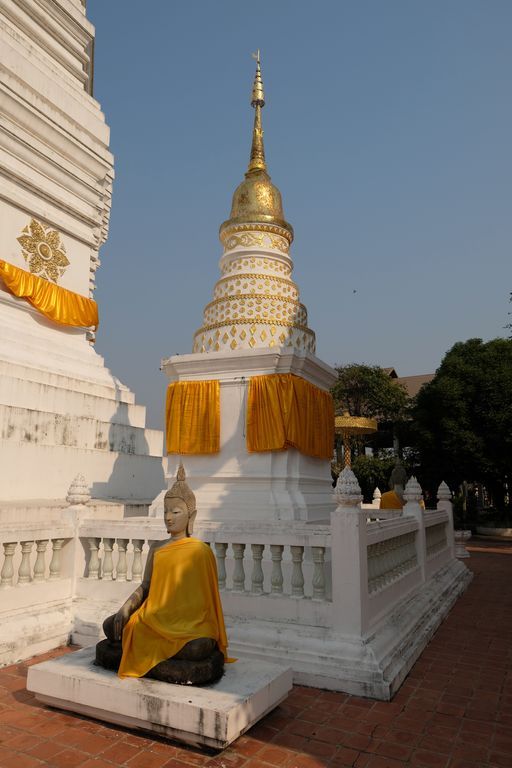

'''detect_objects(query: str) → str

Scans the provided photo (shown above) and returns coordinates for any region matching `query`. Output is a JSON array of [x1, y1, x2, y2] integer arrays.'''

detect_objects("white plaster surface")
[[155, 348, 337, 522], [0, 2, 166, 503], [27, 648, 293, 750]]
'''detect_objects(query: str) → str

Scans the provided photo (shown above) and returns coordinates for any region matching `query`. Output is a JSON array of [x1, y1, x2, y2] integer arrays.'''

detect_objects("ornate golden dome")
[[220, 52, 293, 239]]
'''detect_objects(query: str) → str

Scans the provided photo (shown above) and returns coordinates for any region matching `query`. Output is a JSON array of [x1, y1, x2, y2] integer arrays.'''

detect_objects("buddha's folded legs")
[[95, 614, 224, 685]]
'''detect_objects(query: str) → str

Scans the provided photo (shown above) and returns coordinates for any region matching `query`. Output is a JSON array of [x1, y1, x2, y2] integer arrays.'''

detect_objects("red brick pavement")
[[0, 540, 511, 768]]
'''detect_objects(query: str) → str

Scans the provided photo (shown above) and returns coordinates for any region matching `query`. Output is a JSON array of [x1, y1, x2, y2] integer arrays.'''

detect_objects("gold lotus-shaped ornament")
[[17, 219, 70, 283]]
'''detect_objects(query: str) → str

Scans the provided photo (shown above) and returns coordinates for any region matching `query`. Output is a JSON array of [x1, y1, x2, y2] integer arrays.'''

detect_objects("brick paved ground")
[[0, 540, 511, 768]]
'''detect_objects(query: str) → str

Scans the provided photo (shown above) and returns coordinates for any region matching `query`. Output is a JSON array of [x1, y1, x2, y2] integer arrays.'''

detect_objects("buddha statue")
[[95, 465, 229, 685], [379, 460, 408, 510]]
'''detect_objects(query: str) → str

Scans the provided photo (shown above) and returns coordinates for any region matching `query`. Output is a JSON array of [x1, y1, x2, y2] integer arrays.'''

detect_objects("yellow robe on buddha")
[[379, 490, 404, 510], [118, 537, 229, 679]]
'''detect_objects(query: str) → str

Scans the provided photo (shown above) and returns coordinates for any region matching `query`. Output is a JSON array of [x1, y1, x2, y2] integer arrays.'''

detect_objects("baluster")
[[87, 537, 101, 579], [367, 544, 377, 592], [270, 544, 284, 595], [116, 539, 128, 582], [49, 539, 65, 580], [312, 546, 326, 600], [290, 545, 305, 597], [33, 539, 49, 582], [102, 538, 114, 581], [232, 543, 246, 592], [18, 541, 34, 585], [0, 543, 17, 588], [215, 543, 228, 589], [251, 544, 264, 594], [131, 539, 144, 582]]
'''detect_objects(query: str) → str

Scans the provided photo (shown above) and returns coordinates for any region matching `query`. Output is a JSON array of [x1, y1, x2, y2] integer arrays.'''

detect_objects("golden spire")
[[247, 50, 266, 174], [219, 51, 293, 239]]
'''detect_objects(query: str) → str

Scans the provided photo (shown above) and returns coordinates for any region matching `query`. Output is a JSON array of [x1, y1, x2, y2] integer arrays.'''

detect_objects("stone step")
[[0, 372, 147, 428]]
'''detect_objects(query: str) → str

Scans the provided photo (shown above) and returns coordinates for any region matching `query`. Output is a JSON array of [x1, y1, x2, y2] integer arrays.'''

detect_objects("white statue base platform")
[[27, 647, 293, 751]]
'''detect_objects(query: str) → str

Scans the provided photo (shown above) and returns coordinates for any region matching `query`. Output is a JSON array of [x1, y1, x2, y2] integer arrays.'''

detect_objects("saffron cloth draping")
[[0, 260, 98, 329], [246, 373, 334, 460], [165, 380, 220, 454], [118, 537, 230, 678]]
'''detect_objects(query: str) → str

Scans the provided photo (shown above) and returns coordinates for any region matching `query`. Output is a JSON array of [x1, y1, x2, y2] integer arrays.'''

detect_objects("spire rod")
[[247, 50, 266, 175]]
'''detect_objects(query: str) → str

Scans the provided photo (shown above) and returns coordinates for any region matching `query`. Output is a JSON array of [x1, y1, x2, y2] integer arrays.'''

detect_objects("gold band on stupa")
[[193, 53, 315, 355]]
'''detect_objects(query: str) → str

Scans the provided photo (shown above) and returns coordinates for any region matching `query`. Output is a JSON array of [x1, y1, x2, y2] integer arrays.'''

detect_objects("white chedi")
[[335, 467, 363, 506]]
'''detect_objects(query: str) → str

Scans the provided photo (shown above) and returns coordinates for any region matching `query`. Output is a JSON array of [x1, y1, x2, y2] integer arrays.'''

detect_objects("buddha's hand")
[[112, 605, 131, 642]]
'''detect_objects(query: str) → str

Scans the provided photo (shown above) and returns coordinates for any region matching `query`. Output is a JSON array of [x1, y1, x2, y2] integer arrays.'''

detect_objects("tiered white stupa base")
[[0, 291, 165, 502], [152, 347, 337, 522]]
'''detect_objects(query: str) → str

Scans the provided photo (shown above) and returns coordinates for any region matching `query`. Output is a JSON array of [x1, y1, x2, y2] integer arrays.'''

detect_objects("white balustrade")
[[367, 531, 417, 594], [426, 522, 447, 558], [0, 533, 71, 589]]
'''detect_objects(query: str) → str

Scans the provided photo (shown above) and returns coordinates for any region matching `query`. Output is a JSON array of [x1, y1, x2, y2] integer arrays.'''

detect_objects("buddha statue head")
[[164, 464, 197, 537], [389, 460, 408, 499]]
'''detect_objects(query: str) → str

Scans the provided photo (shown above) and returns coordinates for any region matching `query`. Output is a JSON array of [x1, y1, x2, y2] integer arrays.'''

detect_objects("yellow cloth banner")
[[246, 373, 334, 460], [0, 260, 98, 329], [165, 380, 220, 454], [118, 537, 230, 679]]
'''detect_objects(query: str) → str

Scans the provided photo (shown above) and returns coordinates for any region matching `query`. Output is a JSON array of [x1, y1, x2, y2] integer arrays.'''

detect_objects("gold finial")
[[247, 50, 266, 174]]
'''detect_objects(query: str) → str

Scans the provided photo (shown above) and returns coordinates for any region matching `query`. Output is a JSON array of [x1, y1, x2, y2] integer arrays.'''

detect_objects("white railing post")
[[65, 474, 91, 592], [404, 477, 426, 582], [331, 468, 368, 635], [437, 481, 455, 559], [116, 539, 128, 582]]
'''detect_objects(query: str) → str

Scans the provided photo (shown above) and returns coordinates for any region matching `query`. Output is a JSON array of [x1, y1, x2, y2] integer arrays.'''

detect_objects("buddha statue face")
[[164, 496, 190, 539]]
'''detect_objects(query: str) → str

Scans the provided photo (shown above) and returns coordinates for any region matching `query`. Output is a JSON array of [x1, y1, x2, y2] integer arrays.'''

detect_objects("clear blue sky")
[[88, 0, 511, 429]]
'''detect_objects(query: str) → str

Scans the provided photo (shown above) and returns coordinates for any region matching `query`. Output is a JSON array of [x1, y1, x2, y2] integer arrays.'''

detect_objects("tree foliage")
[[331, 364, 408, 421], [412, 338, 512, 508]]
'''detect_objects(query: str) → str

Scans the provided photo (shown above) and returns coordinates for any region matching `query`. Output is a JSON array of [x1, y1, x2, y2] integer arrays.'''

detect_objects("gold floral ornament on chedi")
[[17, 219, 70, 283]]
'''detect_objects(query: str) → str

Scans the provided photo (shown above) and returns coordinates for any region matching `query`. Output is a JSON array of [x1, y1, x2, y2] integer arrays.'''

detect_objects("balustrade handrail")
[[366, 515, 418, 546], [0, 522, 74, 544], [78, 518, 332, 548]]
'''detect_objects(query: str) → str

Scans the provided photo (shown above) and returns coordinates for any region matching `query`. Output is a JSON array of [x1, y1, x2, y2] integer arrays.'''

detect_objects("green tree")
[[331, 364, 408, 421], [331, 364, 409, 460], [412, 338, 512, 510]]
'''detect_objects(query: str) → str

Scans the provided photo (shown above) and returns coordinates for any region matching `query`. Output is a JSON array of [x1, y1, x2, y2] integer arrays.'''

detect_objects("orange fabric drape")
[[246, 373, 334, 460], [0, 260, 98, 329], [165, 380, 220, 454], [118, 537, 230, 678]]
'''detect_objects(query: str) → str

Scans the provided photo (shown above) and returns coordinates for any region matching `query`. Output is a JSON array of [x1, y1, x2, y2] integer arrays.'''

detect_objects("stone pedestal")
[[27, 647, 293, 750]]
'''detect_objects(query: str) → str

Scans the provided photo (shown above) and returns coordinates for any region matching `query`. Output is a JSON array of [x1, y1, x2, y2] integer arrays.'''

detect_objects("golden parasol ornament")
[[334, 411, 378, 468]]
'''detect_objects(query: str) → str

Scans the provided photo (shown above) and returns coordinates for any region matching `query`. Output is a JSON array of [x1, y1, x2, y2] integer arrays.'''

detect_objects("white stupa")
[[0, 0, 165, 504], [158, 54, 336, 522]]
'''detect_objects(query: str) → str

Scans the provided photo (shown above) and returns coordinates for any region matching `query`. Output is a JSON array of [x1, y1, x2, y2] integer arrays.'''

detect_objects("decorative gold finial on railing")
[[247, 50, 266, 175]]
